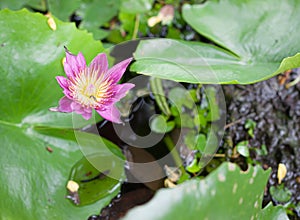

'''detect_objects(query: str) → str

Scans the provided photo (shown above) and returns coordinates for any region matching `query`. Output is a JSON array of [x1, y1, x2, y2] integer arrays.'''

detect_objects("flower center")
[[69, 68, 111, 108]]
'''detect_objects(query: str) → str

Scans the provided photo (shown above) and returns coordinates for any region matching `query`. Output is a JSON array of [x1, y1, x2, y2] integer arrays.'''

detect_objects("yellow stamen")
[[69, 68, 111, 108]]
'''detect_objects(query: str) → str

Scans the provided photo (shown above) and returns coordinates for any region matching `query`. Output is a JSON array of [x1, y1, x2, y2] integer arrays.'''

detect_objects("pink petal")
[[56, 76, 69, 90], [84, 108, 92, 113], [76, 52, 86, 71], [81, 111, 92, 120], [56, 76, 73, 99], [71, 102, 84, 114], [58, 96, 73, 112], [105, 57, 133, 84], [70, 102, 93, 120], [113, 83, 135, 101], [63, 89, 73, 99], [63, 62, 75, 79], [89, 53, 108, 76], [64, 47, 86, 77], [96, 105, 122, 124]]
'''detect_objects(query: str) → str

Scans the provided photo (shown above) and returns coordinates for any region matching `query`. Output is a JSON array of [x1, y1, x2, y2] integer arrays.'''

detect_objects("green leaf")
[[0, 0, 46, 11], [150, 115, 174, 133], [245, 119, 257, 130], [176, 113, 195, 129], [48, 0, 81, 21], [196, 110, 207, 128], [258, 203, 289, 220], [182, 0, 300, 83], [196, 133, 206, 153], [119, 12, 135, 32], [0, 9, 120, 219], [0, 0, 88, 22], [123, 162, 287, 220], [169, 87, 194, 110], [270, 184, 292, 203], [118, 12, 150, 40], [77, 0, 120, 39], [170, 105, 179, 117], [132, 0, 300, 84], [185, 158, 201, 173], [245, 119, 256, 138], [184, 129, 197, 150], [205, 87, 220, 121], [120, 0, 154, 14], [236, 141, 250, 157]]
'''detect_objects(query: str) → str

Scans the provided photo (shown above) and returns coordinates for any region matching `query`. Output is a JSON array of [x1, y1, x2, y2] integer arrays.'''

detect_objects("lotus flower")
[[52, 47, 134, 123]]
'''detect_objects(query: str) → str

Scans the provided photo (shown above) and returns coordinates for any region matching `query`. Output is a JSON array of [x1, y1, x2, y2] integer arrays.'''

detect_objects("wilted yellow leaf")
[[277, 163, 287, 184]]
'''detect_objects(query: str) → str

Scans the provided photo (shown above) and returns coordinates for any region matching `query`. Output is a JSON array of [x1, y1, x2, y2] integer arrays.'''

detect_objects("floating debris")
[[277, 163, 287, 184], [45, 146, 53, 153], [148, 5, 174, 27], [66, 180, 80, 205]]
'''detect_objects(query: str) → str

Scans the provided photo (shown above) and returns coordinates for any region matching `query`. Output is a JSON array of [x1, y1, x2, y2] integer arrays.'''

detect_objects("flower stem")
[[163, 134, 185, 173], [286, 75, 300, 88], [132, 14, 140, 40], [150, 77, 171, 116]]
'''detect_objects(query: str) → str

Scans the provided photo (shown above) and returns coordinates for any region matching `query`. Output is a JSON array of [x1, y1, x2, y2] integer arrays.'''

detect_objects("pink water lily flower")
[[52, 47, 134, 123]]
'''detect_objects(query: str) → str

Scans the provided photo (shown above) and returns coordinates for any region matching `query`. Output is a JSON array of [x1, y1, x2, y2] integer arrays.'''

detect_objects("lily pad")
[[131, 0, 300, 84], [123, 162, 288, 220], [0, 9, 123, 219]]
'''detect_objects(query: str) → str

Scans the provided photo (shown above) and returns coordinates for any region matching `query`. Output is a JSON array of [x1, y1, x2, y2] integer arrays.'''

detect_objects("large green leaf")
[[123, 162, 288, 220], [0, 9, 123, 219], [131, 0, 300, 84]]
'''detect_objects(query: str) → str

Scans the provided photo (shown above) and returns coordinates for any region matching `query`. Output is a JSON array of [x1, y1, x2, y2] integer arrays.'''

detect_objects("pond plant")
[[0, 0, 299, 219]]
